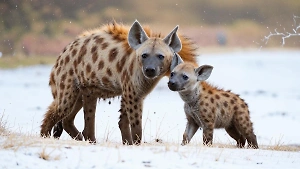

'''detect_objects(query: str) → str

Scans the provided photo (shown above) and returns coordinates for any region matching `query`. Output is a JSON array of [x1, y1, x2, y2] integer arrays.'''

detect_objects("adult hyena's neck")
[[132, 70, 162, 98]]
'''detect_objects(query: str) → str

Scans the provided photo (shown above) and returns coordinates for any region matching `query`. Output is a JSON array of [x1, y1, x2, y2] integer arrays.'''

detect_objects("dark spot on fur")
[[98, 60, 104, 70], [234, 106, 239, 111], [106, 68, 112, 76], [77, 46, 87, 64], [102, 42, 108, 50], [221, 109, 225, 115], [210, 98, 214, 103], [92, 52, 98, 63], [223, 101, 228, 107], [59, 59, 64, 66], [109, 48, 118, 62], [222, 93, 230, 97], [84, 38, 91, 45], [91, 71, 96, 79], [230, 99, 235, 104], [129, 60, 134, 75], [116, 54, 127, 73], [65, 55, 70, 64], [60, 83, 65, 90], [136, 120, 140, 126], [102, 76, 110, 84], [94, 36, 104, 44], [62, 47, 67, 53], [86, 64, 91, 73]]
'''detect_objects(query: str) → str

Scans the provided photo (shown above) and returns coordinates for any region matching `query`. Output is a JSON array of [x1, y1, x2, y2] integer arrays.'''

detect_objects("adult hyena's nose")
[[144, 67, 156, 78]]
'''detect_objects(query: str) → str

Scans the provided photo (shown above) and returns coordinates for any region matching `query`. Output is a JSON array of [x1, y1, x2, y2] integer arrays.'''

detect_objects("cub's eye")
[[141, 54, 148, 58], [182, 74, 189, 80], [157, 54, 164, 60], [170, 72, 174, 77]]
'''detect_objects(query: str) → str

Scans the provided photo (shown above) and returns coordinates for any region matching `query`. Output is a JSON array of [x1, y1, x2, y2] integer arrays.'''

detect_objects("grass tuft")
[[0, 112, 9, 136], [38, 147, 60, 161]]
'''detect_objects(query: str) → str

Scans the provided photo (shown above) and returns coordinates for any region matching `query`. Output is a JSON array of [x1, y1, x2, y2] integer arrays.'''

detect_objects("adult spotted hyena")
[[168, 53, 258, 148], [40, 20, 198, 145]]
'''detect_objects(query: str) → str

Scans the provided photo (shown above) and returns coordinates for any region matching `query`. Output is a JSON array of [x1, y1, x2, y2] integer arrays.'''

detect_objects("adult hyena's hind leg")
[[41, 89, 80, 138], [53, 121, 63, 139], [53, 95, 84, 140]]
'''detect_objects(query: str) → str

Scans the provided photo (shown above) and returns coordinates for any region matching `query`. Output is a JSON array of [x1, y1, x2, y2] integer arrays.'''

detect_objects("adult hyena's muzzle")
[[143, 66, 157, 78]]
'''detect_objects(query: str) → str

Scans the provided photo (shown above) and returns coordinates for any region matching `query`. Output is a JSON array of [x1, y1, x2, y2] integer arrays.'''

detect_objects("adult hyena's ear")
[[195, 65, 213, 81], [163, 26, 182, 53], [128, 20, 149, 50], [170, 53, 184, 71]]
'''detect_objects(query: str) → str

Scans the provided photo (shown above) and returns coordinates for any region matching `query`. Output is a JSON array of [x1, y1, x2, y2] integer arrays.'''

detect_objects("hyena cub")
[[168, 53, 258, 148]]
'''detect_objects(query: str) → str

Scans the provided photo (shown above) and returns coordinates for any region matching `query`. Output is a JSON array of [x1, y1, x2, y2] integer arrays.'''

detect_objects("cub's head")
[[168, 53, 213, 92], [128, 20, 182, 79]]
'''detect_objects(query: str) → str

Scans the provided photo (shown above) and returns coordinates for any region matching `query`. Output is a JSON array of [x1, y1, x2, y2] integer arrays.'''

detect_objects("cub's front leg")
[[182, 114, 199, 145]]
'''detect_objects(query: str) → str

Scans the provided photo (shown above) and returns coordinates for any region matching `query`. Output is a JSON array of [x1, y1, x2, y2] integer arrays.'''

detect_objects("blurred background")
[[0, 0, 299, 61]]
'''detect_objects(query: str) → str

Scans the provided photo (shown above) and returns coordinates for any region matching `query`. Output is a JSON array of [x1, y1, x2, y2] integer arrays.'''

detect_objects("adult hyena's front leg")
[[118, 97, 133, 145], [82, 93, 98, 143], [128, 98, 144, 145]]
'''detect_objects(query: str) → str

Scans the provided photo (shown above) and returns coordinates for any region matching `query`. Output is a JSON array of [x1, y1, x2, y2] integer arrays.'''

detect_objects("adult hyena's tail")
[[40, 101, 61, 137]]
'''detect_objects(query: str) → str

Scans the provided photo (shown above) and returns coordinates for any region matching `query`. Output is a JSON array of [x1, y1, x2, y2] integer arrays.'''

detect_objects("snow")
[[0, 49, 299, 168]]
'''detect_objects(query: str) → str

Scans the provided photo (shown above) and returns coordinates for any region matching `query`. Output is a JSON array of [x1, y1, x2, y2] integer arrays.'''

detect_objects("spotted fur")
[[168, 53, 258, 148], [40, 20, 198, 145]]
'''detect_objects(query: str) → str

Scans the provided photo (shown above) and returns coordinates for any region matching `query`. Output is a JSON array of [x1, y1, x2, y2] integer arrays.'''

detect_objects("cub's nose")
[[168, 81, 178, 91]]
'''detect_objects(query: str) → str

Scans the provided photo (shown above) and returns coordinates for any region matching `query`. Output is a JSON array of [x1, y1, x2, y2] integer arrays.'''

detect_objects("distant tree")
[[264, 15, 300, 46]]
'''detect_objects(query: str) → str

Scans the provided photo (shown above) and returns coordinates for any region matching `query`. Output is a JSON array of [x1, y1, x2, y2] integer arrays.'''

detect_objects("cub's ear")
[[163, 26, 182, 53], [195, 65, 213, 81], [170, 53, 184, 71], [128, 20, 149, 50]]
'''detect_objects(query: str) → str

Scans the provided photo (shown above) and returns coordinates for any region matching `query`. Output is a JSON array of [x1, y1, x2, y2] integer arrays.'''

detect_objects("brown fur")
[[40, 21, 198, 145]]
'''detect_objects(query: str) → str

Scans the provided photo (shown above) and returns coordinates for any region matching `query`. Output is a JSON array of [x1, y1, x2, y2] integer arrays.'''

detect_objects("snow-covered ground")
[[0, 49, 299, 168]]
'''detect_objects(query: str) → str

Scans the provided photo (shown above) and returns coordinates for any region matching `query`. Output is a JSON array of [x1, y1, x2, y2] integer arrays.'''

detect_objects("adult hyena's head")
[[128, 20, 182, 79], [168, 53, 213, 92]]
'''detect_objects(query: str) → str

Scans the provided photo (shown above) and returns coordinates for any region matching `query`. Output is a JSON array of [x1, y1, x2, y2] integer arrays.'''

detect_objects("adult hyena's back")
[[49, 25, 134, 101]]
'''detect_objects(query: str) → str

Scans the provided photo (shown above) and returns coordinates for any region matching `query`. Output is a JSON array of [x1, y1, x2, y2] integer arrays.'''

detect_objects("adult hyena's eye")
[[182, 74, 189, 80], [157, 54, 164, 60], [141, 54, 148, 59]]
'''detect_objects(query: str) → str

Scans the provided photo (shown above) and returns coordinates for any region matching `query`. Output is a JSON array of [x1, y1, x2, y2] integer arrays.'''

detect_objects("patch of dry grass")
[[0, 112, 8, 136]]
